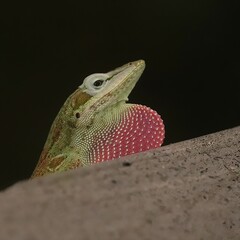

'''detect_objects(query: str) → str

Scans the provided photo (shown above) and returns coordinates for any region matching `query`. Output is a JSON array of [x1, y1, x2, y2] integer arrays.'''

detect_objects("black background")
[[1, 1, 239, 190]]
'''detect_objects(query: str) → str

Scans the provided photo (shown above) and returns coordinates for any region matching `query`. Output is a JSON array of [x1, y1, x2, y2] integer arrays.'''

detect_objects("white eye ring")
[[80, 73, 109, 96]]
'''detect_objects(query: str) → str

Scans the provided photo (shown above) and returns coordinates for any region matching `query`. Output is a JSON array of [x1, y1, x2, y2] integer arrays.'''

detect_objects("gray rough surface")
[[0, 127, 240, 240]]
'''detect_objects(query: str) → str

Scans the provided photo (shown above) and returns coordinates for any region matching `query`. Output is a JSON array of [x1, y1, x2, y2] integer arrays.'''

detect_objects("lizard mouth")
[[107, 60, 145, 78], [96, 59, 146, 104], [107, 60, 145, 89]]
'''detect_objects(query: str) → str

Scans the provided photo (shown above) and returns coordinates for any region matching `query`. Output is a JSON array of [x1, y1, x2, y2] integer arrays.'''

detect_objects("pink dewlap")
[[92, 104, 165, 163]]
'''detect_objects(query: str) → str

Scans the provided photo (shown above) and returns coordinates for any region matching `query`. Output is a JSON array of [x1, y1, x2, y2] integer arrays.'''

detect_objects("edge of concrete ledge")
[[0, 126, 239, 240]]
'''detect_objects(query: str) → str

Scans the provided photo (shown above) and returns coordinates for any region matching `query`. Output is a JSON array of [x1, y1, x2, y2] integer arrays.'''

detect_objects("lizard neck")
[[71, 101, 128, 164], [71, 102, 164, 164]]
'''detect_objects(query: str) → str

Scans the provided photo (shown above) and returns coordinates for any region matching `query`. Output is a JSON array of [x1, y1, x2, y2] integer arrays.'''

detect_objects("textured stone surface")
[[0, 127, 239, 240]]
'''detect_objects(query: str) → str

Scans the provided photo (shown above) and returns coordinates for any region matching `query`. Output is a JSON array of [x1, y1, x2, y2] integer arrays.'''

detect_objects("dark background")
[[1, 1, 239, 190]]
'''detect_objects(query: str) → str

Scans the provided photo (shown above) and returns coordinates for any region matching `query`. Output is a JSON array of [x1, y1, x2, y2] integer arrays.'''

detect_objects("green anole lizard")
[[31, 60, 165, 178]]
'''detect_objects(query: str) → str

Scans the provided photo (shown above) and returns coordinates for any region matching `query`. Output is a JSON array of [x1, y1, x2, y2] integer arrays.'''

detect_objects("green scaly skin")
[[31, 60, 164, 178]]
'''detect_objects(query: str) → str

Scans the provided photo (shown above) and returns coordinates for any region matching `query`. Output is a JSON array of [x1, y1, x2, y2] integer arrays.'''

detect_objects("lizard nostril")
[[75, 112, 80, 118]]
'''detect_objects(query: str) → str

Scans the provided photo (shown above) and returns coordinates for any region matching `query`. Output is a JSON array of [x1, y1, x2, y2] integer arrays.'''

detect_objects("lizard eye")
[[93, 79, 104, 87], [80, 73, 109, 96]]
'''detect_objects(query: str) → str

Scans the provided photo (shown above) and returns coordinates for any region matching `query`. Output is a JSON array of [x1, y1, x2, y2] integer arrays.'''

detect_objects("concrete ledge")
[[0, 127, 240, 240]]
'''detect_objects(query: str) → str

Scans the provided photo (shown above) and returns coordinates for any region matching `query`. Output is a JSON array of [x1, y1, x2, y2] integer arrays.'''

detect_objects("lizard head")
[[73, 59, 145, 126]]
